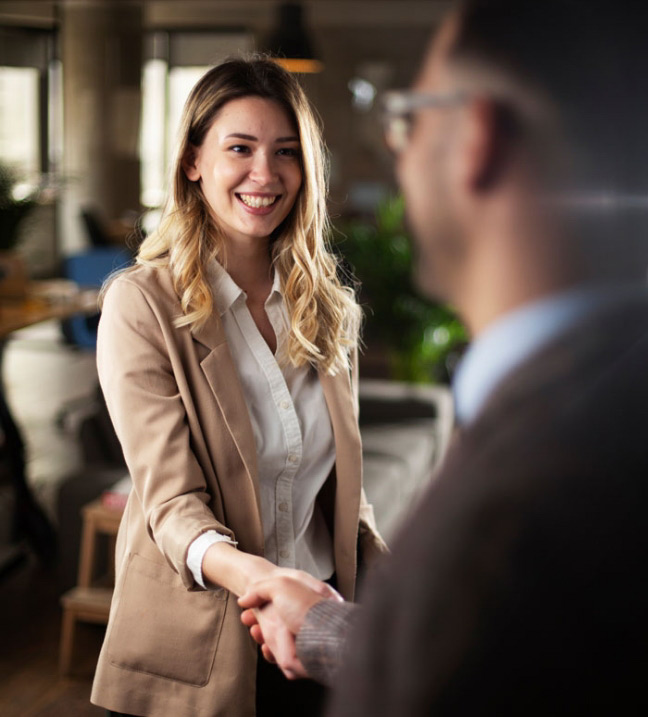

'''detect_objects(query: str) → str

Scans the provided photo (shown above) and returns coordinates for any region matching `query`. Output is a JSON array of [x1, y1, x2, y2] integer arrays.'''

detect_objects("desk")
[[0, 282, 99, 572], [0, 283, 98, 337]]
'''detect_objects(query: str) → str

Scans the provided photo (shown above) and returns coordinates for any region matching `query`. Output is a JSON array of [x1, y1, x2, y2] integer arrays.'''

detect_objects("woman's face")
[[183, 96, 303, 248]]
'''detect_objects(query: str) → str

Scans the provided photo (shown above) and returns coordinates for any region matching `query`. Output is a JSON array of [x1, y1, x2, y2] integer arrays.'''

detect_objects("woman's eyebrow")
[[224, 132, 300, 143], [225, 133, 257, 141]]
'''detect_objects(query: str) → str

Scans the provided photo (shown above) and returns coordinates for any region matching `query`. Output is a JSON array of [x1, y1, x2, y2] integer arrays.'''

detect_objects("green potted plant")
[[0, 162, 38, 298], [334, 194, 467, 383]]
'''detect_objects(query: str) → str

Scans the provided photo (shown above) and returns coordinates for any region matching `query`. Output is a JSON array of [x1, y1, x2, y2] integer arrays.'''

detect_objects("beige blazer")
[[90, 265, 385, 717]]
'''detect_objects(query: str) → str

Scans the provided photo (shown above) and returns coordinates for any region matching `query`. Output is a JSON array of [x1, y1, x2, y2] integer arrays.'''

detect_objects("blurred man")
[[240, 1, 648, 713]]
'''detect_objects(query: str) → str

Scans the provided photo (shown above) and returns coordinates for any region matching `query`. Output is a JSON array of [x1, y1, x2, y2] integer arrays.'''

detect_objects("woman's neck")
[[222, 237, 273, 303]]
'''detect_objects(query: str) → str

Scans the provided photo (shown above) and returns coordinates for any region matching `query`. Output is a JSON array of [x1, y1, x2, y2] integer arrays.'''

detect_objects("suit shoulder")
[[100, 265, 188, 341], [103, 264, 178, 312]]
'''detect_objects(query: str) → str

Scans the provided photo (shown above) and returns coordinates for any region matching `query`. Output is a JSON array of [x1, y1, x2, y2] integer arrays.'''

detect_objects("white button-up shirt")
[[187, 260, 336, 587]]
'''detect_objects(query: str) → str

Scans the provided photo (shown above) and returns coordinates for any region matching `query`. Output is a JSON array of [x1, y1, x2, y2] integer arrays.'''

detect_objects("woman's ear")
[[182, 145, 201, 182]]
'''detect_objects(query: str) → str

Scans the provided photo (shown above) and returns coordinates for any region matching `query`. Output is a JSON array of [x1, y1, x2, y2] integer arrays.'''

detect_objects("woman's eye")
[[229, 145, 251, 154], [277, 147, 300, 158]]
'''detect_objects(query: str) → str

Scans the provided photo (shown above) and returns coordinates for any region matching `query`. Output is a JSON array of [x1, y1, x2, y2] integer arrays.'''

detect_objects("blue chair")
[[61, 246, 133, 349]]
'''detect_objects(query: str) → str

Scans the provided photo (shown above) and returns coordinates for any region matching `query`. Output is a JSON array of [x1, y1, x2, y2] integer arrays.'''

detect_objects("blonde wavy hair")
[[134, 56, 360, 375]]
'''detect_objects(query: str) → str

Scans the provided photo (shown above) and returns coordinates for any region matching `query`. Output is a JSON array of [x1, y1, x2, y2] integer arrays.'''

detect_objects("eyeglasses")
[[381, 90, 468, 154]]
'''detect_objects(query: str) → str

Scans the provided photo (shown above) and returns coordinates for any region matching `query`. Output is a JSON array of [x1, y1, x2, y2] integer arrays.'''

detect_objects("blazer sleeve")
[[296, 600, 360, 686], [97, 276, 234, 588]]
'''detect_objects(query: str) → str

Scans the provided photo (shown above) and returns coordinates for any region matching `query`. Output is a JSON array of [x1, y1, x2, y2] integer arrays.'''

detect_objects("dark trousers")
[[254, 573, 336, 716], [256, 646, 328, 717]]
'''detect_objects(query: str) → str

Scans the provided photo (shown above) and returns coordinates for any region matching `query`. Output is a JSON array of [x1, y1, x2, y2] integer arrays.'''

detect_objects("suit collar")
[[470, 289, 648, 430], [454, 285, 648, 426]]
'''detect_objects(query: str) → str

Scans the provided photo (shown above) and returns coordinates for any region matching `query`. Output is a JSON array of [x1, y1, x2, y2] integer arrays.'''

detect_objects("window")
[[139, 30, 253, 224], [0, 67, 40, 181], [0, 28, 56, 187]]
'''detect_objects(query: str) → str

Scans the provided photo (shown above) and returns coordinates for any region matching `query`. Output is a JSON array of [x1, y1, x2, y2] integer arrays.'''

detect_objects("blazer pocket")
[[108, 552, 227, 686]]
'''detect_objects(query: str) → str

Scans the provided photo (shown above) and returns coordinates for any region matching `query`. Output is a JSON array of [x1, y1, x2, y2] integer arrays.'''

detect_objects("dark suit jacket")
[[300, 292, 648, 715]]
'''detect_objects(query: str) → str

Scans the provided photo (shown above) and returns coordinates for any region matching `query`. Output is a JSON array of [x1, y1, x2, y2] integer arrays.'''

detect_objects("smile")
[[237, 193, 280, 208]]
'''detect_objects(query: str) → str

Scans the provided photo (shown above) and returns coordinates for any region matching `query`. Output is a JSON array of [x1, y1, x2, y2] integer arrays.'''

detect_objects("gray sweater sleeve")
[[295, 600, 360, 686]]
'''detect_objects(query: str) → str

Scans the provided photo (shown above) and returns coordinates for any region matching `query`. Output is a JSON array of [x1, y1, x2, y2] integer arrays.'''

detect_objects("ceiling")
[[0, 1, 450, 31]]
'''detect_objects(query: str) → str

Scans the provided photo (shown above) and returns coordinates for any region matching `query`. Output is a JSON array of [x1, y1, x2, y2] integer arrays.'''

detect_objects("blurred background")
[[0, 2, 459, 714], [1, 0, 443, 253]]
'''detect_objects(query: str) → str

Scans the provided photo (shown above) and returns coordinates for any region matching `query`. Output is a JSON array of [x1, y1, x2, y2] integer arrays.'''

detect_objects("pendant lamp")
[[265, 2, 323, 73]]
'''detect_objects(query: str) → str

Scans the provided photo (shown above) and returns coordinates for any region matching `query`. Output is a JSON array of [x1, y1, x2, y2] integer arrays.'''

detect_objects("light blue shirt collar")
[[452, 288, 613, 425]]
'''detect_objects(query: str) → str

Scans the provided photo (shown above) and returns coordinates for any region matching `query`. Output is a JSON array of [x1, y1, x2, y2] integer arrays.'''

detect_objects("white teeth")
[[238, 194, 278, 208]]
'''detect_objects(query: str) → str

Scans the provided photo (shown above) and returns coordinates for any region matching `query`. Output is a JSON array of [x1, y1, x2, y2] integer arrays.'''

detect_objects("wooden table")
[[0, 282, 99, 338], [0, 282, 100, 573]]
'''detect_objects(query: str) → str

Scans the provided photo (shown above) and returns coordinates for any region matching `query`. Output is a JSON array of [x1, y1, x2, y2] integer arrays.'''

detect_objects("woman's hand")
[[201, 541, 339, 600], [201, 542, 341, 678], [200, 542, 273, 596]]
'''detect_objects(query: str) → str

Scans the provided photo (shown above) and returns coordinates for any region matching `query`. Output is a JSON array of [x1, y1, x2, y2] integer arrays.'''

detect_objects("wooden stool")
[[59, 499, 124, 675]]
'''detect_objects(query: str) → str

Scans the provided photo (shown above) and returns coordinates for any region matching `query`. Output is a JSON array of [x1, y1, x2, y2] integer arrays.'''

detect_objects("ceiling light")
[[265, 2, 323, 74]]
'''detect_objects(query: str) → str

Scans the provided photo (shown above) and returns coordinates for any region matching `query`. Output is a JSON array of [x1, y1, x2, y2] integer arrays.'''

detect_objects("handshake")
[[238, 569, 346, 682]]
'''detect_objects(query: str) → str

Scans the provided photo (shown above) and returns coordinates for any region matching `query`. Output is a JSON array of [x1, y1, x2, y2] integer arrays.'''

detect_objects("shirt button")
[[278, 502, 289, 512], [279, 550, 290, 559], [288, 454, 299, 464], [280, 400, 290, 410]]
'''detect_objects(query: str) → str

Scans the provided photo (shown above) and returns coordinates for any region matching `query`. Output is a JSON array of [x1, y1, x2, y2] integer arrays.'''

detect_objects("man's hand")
[[238, 573, 344, 679]]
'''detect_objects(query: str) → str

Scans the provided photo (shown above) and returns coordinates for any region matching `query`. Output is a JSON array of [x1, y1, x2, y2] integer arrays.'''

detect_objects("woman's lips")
[[236, 193, 280, 214]]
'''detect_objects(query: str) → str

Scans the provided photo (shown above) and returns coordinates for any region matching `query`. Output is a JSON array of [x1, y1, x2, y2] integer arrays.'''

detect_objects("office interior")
[[0, 2, 456, 715]]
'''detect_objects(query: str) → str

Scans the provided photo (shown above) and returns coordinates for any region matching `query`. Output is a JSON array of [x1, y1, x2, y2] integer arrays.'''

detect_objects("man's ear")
[[459, 97, 511, 193], [182, 145, 201, 182]]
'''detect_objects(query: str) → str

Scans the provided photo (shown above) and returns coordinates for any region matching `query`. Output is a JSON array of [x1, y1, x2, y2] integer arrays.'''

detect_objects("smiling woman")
[[182, 95, 303, 252], [90, 57, 386, 717]]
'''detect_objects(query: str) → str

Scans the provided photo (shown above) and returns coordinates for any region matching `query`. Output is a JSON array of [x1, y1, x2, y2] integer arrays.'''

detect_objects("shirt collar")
[[452, 286, 615, 425], [208, 259, 282, 318], [267, 267, 282, 303]]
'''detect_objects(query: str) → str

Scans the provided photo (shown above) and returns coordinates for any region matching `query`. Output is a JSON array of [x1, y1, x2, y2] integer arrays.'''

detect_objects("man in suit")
[[239, 0, 648, 713]]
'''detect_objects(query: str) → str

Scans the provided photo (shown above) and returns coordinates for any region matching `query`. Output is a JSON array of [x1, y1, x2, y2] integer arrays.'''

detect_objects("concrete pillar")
[[59, 0, 142, 253]]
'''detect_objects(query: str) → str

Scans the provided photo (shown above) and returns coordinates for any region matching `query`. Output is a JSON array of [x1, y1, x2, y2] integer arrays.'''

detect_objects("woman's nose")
[[249, 152, 277, 184]]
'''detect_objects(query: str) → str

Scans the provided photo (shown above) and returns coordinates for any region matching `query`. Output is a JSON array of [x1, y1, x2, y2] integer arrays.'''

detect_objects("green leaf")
[[334, 194, 467, 383]]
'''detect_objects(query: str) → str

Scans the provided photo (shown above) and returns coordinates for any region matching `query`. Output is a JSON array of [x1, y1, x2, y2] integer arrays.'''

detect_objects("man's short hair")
[[450, 0, 648, 278]]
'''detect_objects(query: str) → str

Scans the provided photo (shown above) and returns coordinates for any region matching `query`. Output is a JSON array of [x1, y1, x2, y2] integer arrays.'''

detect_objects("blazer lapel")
[[319, 367, 362, 456], [319, 366, 363, 599], [192, 314, 262, 524]]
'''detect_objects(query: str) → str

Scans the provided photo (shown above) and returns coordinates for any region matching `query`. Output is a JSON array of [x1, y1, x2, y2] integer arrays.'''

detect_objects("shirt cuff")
[[187, 530, 238, 589]]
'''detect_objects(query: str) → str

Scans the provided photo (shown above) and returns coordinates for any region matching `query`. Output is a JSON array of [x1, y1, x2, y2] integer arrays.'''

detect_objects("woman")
[[90, 56, 386, 717]]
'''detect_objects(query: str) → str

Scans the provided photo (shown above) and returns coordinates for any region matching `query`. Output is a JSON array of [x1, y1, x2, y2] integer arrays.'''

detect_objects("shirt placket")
[[266, 296, 301, 567], [232, 292, 303, 568]]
